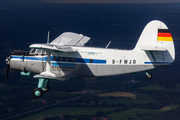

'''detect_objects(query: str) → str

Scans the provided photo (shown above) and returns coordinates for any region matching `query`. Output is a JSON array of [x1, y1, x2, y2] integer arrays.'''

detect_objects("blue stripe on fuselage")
[[11, 56, 106, 64], [52, 62, 75, 67], [144, 62, 171, 65]]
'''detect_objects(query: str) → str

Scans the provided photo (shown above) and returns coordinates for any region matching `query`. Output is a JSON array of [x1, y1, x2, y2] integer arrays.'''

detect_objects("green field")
[[20, 107, 119, 120], [106, 99, 156, 105], [137, 85, 180, 92], [98, 92, 136, 99], [137, 85, 163, 91], [135, 93, 155, 101], [109, 108, 162, 120], [105, 92, 156, 105], [161, 105, 180, 111], [2, 82, 179, 120]]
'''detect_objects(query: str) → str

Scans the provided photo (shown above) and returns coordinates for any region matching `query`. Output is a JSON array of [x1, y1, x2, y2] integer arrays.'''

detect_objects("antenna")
[[105, 41, 111, 48], [47, 31, 50, 44]]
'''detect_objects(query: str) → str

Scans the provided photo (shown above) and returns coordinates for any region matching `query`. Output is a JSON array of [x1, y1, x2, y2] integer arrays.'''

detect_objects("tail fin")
[[134, 20, 175, 63]]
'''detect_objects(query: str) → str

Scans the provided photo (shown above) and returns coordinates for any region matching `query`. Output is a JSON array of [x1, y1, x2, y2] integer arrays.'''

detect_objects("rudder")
[[134, 20, 175, 63]]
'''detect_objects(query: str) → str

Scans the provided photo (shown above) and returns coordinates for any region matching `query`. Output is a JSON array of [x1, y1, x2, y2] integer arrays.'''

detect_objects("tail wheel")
[[33, 88, 43, 98], [146, 73, 153, 79], [42, 84, 50, 93]]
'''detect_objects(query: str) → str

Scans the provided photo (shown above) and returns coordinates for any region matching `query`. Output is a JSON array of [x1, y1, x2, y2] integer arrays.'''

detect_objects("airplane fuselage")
[[10, 46, 168, 78]]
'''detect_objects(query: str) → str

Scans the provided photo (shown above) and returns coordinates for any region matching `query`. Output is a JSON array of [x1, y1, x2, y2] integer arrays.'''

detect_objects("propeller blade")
[[5, 40, 13, 83], [5, 49, 8, 57], [5, 48, 12, 58], [9, 48, 12, 56], [10, 40, 12, 55], [5, 64, 10, 83]]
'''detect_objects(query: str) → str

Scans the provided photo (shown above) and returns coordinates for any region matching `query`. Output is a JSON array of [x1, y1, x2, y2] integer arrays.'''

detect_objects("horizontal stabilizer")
[[141, 46, 166, 51], [30, 44, 77, 52]]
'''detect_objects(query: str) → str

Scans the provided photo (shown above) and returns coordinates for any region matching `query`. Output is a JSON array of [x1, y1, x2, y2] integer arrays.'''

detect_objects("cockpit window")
[[36, 49, 42, 53], [42, 50, 46, 54], [30, 48, 46, 55], [30, 48, 36, 53]]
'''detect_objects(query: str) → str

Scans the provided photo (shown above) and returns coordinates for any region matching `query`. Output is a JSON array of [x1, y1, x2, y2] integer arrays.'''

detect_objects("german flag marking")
[[158, 33, 172, 37], [158, 29, 170, 33], [158, 37, 173, 41], [158, 29, 173, 41]]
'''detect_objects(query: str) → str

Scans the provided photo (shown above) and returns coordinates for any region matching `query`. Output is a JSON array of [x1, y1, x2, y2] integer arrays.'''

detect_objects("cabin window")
[[53, 57, 56, 61], [71, 58, 75, 62], [89, 59, 93, 63], [65, 58, 69, 62], [59, 57, 63, 61]]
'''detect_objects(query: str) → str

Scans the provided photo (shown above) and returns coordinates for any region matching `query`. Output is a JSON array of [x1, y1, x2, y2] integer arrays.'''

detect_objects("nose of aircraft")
[[5, 50, 32, 83]]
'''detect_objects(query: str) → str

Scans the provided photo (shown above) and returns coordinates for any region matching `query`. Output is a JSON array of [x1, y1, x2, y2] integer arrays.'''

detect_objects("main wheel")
[[146, 73, 153, 79], [33, 88, 43, 98], [42, 84, 50, 93]]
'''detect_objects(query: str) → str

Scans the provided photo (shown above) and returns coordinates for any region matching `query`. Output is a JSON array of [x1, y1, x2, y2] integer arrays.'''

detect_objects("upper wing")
[[29, 44, 77, 52], [50, 32, 90, 46], [30, 32, 90, 52]]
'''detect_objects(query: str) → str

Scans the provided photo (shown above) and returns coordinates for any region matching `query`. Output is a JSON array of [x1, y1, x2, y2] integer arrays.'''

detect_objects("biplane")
[[5, 20, 175, 98]]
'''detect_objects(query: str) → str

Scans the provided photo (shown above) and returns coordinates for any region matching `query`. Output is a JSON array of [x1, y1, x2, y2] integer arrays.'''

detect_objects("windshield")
[[30, 48, 46, 55]]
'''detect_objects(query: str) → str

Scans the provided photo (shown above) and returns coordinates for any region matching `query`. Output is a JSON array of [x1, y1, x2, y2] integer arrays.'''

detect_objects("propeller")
[[5, 45, 12, 83], [5, 64, 10, 83], [5, 40, 13, 83]]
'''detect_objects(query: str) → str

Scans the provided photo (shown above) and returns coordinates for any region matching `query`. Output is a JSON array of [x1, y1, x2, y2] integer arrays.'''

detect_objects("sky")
[[1, 0, 180, 5], [1, 0, 180, 8], [39, 0, 180, 3]]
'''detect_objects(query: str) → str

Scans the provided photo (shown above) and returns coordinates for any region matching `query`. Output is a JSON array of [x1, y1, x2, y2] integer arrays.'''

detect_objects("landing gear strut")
[[42, 84, 50, 93], [32, 78, 49, 98], [146, 71, 152, 79]]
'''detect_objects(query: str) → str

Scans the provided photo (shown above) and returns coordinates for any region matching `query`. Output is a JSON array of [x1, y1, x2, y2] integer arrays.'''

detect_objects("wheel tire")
[[33, 88, 43, 98], [42, 84, 50, 93], [146, 73, 153, 79]]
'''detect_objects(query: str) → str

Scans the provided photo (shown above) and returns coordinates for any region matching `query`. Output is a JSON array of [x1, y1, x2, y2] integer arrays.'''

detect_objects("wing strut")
[[47, 31, 50, 44], [40, 51, 55, 77], [105, 41, 111, 48]]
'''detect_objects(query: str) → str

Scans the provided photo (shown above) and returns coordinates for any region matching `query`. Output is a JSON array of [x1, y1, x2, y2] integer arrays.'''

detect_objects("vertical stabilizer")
[[134, 20, 175, 63]]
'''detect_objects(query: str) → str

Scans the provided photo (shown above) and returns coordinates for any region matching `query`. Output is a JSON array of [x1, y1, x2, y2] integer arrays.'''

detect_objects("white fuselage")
[[52, 46, 161, 77], [10, 46, 170, 78]]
